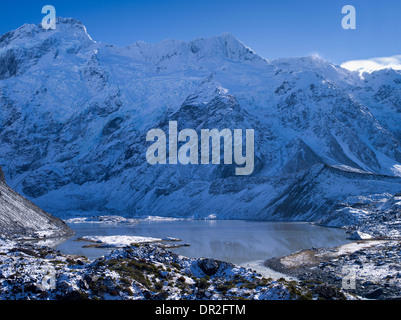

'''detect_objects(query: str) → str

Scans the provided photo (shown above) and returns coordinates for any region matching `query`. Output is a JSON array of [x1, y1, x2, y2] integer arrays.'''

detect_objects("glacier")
[[1, 17, 401, 228]]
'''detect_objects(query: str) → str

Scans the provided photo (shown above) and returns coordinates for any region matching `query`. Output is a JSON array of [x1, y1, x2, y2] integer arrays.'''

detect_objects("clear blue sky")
[[1, 0, 400, 64]]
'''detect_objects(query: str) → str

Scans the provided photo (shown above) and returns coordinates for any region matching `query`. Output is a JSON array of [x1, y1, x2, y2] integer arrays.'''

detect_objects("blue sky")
[[0, 0, 400, 64]]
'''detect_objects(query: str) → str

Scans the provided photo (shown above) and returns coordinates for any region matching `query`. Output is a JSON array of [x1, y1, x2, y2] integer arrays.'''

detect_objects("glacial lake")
[[53, 219, 350, 276]]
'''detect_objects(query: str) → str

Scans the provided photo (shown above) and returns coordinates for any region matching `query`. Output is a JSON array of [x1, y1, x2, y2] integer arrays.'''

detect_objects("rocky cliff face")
[[1, 17, 401, 226], [0, 165, 73, 239]]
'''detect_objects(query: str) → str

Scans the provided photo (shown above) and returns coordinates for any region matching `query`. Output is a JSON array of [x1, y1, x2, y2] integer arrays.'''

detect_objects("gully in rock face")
[[146, 121, 255, 175]]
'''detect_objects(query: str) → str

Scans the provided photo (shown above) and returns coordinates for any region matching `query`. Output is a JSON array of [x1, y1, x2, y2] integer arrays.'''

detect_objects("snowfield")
[[79, 235, 164, 247]]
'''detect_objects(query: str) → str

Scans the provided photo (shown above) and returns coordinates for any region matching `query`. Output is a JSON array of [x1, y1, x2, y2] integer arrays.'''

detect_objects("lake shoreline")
[[55, 218, 351, 265], [264, 239, 401, 300], [3, 216, 400, 300], [0, 239, 352, 300]]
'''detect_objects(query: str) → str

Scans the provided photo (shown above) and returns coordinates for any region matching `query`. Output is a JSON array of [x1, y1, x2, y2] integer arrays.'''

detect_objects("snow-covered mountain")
[[342, 55, 401, 75], [1, 17, 401, 226]]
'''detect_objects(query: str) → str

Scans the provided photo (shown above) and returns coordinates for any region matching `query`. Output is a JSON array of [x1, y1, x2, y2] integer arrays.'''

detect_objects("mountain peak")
[[39, 16, 94, 42], [188, 32, 259, 61], [0, 16, 93, 49], [124, 32, 263, 67]]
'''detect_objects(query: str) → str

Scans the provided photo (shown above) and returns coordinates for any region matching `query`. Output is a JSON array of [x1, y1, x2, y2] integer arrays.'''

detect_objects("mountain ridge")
[[1, 17, 401, 228]]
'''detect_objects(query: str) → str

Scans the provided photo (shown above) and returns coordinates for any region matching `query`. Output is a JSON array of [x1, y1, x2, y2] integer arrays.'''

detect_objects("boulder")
[[348, 231, 373, 240], [198, 258, 221, 276]]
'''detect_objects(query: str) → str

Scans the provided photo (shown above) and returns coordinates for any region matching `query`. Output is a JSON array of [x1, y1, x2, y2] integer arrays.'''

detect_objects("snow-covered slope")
[[0, 165, 73, 239], [1, 17, 401, 225]]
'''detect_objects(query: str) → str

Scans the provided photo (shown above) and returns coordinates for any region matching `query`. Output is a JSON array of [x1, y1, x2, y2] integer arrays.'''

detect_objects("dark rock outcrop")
[[0, 166, 5, 184], [198, 258, 221, 276]]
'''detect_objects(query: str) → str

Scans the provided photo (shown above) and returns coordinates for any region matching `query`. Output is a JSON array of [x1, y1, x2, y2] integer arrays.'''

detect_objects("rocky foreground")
[[261, 192, 401, 300], [0, 239, 353, 300], [265, 240, 401, 300]]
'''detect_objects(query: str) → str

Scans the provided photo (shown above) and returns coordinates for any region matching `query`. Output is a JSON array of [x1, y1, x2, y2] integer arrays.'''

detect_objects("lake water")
[[54, 220, 350, 277]]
